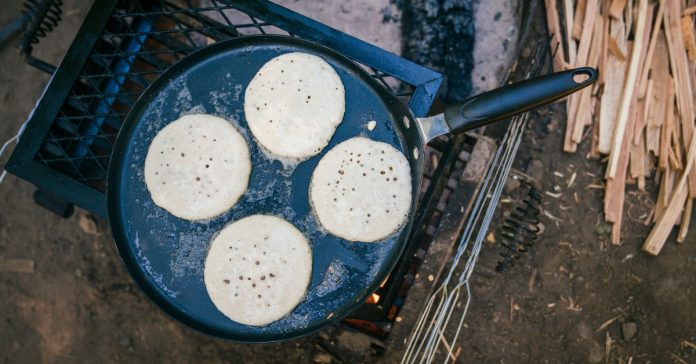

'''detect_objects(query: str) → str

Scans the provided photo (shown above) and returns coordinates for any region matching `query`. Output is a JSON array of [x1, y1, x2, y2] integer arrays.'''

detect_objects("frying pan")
[[107, 35, 596, 342]]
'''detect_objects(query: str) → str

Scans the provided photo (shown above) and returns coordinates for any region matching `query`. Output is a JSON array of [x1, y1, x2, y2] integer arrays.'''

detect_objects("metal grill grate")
[[8, 0, 441, 217]]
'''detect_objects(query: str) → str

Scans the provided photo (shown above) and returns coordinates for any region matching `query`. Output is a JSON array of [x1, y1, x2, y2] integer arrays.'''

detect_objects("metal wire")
[[402, 41, 549, 364], [27, 0, 416, 194]]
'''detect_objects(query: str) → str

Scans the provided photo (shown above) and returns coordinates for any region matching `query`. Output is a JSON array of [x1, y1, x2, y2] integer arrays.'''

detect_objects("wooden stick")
[[605, 104, 636, 245], [606, 0, 649, 179], [635, 78, 654, 144], [684, 5, 696, 16], [644, 178, 688, 255], [664, 170, 676, 214], [647, 126, 661, 154], [630, 131, 646, 179], [643, 99, 696, 255], [636, 1, 655, 72], [564, 0, 577, 66], [599, 0, 610, 85], [671, 109, 684, 170], [609, 0, 628, 19], [611, 219, 623, 245], [590, 99, 602, 159], [654, 169, 668, 221], [573, 0, 588, 40], [647, 34, 670, 129], [638, 0, 666, 99], [669, 146, 683, 170], [659, 78, 675, 170], [599, 20, 628, 154], [607, 35, 628, 60], [604, 77, 639, 229], [677, 198, 693, 243], [624, 0, 633, 36], [664, 1, 696, 196], [625, 3, 654, 148], [645, 145, 654, 179], [0, 258, 34, 273], [683, 15, 696, 61], [545, 0, 567, 72], [565, 0, 600, 151]]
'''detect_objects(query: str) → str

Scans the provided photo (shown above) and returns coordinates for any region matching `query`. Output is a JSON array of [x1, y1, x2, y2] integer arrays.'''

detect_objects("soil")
[[1, 1, 695, 364]]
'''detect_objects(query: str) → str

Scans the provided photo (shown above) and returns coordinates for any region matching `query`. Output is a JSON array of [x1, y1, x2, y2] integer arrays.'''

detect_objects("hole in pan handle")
[[443, 67, 598, 134]]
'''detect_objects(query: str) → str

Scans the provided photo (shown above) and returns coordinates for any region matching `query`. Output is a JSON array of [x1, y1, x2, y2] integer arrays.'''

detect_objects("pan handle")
[[443, 67, 597, 133]]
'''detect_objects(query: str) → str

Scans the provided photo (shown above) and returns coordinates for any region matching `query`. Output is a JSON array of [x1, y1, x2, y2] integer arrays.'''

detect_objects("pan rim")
[[107, 34, 422, 342]]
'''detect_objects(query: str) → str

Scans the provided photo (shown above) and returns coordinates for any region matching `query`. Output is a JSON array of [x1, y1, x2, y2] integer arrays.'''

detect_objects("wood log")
[[634, 0, 655, 92], [677, 198, 693, 242], [647, 126, 661, 154], [564, 0, 577, 66], [611, 219, 623, 245], [573, 0, 588, 40], [605, 100, 636, 245], [671, 107, 684, 170], [643, 177, 688, 255], [654, 168, 668, 221], [607, 34, 628, 60], [639, 0, 667, 98], [664, 170, 676, 213], [606, 0, 649, 179], [630, 130, 646, 180], [604, 42, 641, 228], [664, 1, 696, 196], [599, 20, 628, 154], [643, 92, 696, 255], [683, 15, 696, 61], [635, 78, 654, 144], [609, 0, 628, 19], [563, 0, 601, 153], [647, 35, 670, 129], [659, 78, 676, 170], [684, 5, 696, 16], [624, 0, 633, 35], [590, 99, 602, 159], [600, 1, 611, 85], [545, 0, 567, 72]]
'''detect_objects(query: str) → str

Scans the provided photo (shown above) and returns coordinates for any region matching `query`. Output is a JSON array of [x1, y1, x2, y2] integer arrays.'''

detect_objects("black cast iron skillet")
[[107, 35, 596, 342]]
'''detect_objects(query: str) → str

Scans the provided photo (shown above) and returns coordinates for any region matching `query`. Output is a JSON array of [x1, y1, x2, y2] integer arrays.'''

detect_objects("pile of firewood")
[[544, 0, 696, 254]]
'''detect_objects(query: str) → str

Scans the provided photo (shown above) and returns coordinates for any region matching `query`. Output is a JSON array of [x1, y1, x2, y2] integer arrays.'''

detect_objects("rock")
[[504, 177, 520, 193], [576, 321, 592, 340], [526, 159, 544, 182], [594, 223, 612, 236], [312, 352, 332, 364], [588, 341, 603, 363], [336, 330, 372, 355], [622, 322, 637, 341], [78, 213, 100, 236]]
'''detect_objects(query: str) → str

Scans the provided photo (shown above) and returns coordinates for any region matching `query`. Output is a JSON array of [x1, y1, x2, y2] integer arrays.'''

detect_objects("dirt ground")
[[1, 1, 695, 364]]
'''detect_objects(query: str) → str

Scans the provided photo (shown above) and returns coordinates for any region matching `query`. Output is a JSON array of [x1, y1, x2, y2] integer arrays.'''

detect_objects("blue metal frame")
[[6, 0, 443, 218]]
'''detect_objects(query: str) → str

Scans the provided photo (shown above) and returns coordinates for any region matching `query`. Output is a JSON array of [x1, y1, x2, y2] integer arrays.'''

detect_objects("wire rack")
[[7, 0, 443, 217]]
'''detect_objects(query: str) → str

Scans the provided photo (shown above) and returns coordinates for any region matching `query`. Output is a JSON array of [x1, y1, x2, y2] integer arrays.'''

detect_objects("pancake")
[[244, 52, 345, 159], [310, 137, 412, 242], [204, 215, 312, 326], [144, 114, 251, 220]]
